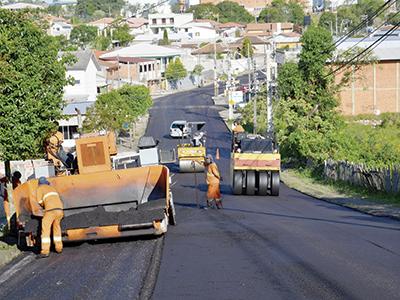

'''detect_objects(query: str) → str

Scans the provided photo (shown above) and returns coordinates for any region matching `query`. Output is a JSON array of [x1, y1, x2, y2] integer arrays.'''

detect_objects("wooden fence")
[[324, 159, 400, 194]]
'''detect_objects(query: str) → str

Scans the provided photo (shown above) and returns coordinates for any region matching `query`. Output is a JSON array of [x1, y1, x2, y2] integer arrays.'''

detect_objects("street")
[[0, 84, 400, 300]]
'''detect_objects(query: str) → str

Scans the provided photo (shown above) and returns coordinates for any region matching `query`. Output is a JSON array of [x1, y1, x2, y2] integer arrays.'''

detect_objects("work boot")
[[207, 200, 212, 208], [36, 253, 49, 259], [216, 199, 223, 209]]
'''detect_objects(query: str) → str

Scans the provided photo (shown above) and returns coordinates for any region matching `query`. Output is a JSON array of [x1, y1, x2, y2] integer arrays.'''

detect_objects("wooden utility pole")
[[214, 41, 218, 97]]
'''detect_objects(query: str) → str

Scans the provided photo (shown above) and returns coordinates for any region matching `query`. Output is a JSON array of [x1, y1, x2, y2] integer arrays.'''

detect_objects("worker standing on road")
[[204, 155, 223, 209], [36, 177, 64, 258]]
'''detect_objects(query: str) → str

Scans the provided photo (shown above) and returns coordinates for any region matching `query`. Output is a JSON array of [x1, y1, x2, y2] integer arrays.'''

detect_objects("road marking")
[[0, 254, 34, 285]]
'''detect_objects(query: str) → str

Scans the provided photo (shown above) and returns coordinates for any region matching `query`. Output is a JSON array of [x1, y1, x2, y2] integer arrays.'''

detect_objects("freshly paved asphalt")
[[0, 83, 399, 300], [148, 85, 400, 300]]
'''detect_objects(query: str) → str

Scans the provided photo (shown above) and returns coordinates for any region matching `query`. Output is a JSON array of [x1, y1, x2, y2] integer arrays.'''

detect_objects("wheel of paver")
[[246, 170, 256, 195], [168, 194, 177, 225], [258, 172, 269, 196], [270, 172, 280, 196], [233, 171, 243, 195]]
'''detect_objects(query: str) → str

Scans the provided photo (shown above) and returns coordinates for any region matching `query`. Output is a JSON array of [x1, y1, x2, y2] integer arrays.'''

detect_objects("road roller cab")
[[177, 122, 206, 173], [231, 132, 280, 196]]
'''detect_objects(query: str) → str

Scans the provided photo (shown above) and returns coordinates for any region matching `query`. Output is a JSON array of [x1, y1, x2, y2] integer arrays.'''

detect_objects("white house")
[[177, 21, 218, 42], [148, 13, 193, 35], [49, 21, 73, 39], [60, 50, 101, 148], [100, 43, 183, 74], [88, 18, 115, 36]]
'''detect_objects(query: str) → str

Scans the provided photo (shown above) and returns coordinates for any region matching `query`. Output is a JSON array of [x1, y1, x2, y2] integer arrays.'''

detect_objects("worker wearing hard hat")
[[36, 177, 64, 258], [204, 155, 223, 209], [232, 121, 245, 133]]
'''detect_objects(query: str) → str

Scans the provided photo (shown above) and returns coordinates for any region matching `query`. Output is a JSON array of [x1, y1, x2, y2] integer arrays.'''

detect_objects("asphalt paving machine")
[[177, 121, 206, 173], [231, 132, 280, 196], [12, 131, 176, 248]]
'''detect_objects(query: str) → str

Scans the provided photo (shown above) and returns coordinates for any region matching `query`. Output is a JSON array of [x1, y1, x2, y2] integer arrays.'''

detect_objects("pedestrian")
[[36, 177, 64, 258], [0, 173, 10, 226], [12, 171, 22, 189], [204, 154, 223, 209]]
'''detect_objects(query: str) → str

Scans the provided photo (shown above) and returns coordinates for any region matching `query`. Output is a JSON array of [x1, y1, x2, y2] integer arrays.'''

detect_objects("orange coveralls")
[[206, 162, 221, 201], [36, 185, 64, 255]]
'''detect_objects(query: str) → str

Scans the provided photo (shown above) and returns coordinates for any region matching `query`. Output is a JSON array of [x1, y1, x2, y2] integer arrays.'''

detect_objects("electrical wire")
[[334, 0, 395, 48], [327, 21, 400, 77]]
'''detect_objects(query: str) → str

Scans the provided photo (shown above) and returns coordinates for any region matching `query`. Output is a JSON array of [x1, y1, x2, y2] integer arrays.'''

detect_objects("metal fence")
[[324, 159, 400, 194]]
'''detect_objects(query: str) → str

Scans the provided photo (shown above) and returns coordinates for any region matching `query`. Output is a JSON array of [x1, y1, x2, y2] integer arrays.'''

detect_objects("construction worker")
[[36, 177, 64, 258], [12, 171, 22, 189], [204, 154, 223, 209], [232, 121, 245, 133], [0, 173, 10, 226]]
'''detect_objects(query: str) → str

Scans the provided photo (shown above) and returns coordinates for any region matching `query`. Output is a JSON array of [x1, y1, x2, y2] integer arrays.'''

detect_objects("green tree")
[[0, 10, 69, 160], [165, 58, 188, 86], [70, 24, 98, 47], [93, 35, 111, 50], [318, 11, 335, 32], [75, 0, 125, 19], [216, 1, 253, 23], [241, 37, 253, 57], [188, 3, 220, 21], [239, 90, 268, 134], [111, 21, 133, 47], [83, 85, 152, 132], [259, 0, 304, 25], [274, 25, 342, 166], [159, 29, 170, 46]]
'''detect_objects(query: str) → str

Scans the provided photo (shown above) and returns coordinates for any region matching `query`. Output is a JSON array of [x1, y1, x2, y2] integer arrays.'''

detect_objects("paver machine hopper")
[[12, 132, 176, 248]]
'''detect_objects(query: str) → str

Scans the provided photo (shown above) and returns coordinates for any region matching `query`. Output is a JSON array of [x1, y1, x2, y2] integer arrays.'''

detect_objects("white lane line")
[[0, 254, 35, 285]]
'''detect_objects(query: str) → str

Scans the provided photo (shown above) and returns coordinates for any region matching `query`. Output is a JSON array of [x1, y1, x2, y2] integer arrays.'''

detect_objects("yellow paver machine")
[[11, 132, 176, 248], [231, 132, 281, 196]]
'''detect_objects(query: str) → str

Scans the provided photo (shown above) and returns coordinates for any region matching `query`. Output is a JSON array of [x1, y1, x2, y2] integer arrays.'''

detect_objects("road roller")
[[231, 132, 280, 196], [10, 132, 176, 248], [177, 122, 206, 172]]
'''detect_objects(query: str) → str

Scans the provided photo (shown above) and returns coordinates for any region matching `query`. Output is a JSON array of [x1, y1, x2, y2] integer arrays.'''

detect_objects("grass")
[[282, 168, 400, 207]]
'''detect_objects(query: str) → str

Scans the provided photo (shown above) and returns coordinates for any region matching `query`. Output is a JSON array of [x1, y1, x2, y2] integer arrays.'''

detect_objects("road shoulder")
[[281, 169, 400, 221]]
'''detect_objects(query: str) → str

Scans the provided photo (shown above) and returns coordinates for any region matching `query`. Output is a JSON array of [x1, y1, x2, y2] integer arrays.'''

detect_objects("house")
[[217, 22, 245, 38], [88, 18, 115, 36], [125, 17, 149, 35], [231, 35, 271, 54], [269, 32, 302, 49], [335, 37, 400, 115], [148, 13, 193, 34], [49, 20, 73, 39], [60, 50, 102, 147], [96, 50, 162, 91], [99, 44, 183, 76], [245, 22, 294, 37], [177, 21, 218, 41]]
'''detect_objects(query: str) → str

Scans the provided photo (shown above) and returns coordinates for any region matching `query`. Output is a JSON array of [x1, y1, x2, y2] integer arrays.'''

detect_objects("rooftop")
[[65, 50, 101, 71], [100, 44, 183, 59]]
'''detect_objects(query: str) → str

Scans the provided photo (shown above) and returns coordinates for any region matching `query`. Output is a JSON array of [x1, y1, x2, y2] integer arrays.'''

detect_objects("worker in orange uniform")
[[204, 155, 223, 209], [36, 177, 64, 258], [232, 121, 245, 133]]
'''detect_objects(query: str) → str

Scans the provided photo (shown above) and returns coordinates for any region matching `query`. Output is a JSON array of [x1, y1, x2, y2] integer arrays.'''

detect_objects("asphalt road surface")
[[0, 83, 399, 300], [148, 85, 400, 300]]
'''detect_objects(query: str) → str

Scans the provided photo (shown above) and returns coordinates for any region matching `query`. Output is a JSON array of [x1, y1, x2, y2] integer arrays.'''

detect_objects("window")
[[152, 19, 157, 24], [170, 18, 174, 24], [162, 18, 166, 24], [195, 32, 200, 37], [58, 125, 79, 140], [74, 79, 80, 85], [144, 65, 147, 72], [148, 64, 152, 71], [185, 28, 188, 32], [139, 65, 143, 72]]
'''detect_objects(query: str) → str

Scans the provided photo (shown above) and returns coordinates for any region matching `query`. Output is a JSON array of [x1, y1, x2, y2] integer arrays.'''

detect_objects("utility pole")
[[247, 44, 252, 109], [227, 50, 234, 121], [213, 41, 218, 97], [266, 42, 276, 135], [252, 57, 257, 134]]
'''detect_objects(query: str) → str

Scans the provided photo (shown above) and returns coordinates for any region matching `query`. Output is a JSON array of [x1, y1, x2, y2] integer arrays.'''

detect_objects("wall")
[[65, 59, 99, 102], [337, 61, 400, 115]]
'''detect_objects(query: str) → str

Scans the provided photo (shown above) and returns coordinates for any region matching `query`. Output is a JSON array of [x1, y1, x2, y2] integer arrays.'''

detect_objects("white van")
[[169, 120, 189, 138]]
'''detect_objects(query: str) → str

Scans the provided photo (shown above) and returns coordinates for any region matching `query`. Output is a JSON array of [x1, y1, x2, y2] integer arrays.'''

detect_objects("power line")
[[336, 9, 400, 61], [334, 0, 395, 48], [327, 21, 400, 77]]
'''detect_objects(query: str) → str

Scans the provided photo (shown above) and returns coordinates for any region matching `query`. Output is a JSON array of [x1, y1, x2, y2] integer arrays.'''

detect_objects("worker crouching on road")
[[36, 177, 64, 258], [204, 155, 223, 209]]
